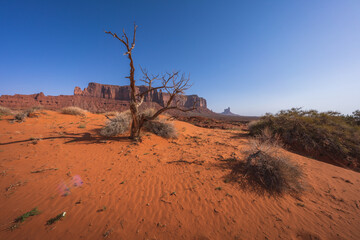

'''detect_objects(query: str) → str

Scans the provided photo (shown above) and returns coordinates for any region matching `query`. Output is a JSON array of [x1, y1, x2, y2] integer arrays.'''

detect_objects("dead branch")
[[167, 160, 204, 165], [146, 73, 194, 119], [31, 168, 58, 173], [105, 23, 137, 55]]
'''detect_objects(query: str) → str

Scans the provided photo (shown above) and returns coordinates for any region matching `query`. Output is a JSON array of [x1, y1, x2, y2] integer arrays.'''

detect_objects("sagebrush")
[[100, 111, 131, 137], [60, 107, 86, 116], [14, 107, 42, 122], [104, 111, 120, 117], [144, 119, 178, 138]]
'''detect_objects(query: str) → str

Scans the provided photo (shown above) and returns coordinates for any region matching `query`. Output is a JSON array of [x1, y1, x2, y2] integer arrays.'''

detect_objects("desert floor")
[[0, 111, 360, 240]]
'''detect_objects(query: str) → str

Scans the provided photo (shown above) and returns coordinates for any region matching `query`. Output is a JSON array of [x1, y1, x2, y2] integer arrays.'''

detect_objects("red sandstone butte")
[[0, 82, 209, 114]]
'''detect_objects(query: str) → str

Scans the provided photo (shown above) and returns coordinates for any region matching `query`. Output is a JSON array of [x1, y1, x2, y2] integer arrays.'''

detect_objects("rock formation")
[[0, 82, 209, 114], [74, 82, 207, 109], [221, 107, 238, 116]]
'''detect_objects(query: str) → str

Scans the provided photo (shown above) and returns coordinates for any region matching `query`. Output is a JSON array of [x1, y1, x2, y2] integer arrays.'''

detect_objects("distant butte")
[[221, 107, 239, 116]]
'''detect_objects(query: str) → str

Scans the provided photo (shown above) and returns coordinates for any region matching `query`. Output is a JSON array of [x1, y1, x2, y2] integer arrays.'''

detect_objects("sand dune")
[[0, 111, 359, 239]]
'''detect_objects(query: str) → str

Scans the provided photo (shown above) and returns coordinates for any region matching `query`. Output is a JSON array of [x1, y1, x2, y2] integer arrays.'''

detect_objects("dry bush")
[[100, 111, 131, 137], [249, 108, 360, 170], [242, 139, 303, 194], [143, 120, 178, 138], [140, 108, 157, 119], [104, 111, 120, 117], [0, 106, 12, 115], [255, 127, 283, 148], [14, 107, 42, 122], [60, 107, 86, 116], [30, 106, 43, 111], [15, 111, 28, 122], [248, 120, 260, 130], [353, 110, 360, 125]]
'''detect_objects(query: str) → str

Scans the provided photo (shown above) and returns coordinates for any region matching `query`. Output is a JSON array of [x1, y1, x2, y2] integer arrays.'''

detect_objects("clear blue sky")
[[1, 0, 359, 116]]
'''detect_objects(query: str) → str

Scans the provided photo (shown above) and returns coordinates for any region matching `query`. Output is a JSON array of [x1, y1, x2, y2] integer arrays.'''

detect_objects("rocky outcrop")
[[74, 82, 207, 108], [221, 107, 239, 116], [0, 82, 209, 114]]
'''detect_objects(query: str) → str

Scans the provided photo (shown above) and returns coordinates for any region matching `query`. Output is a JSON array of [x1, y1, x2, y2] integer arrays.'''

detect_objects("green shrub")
[[100, 111, 131, 137], [249, 108, 360, 170], [60, 106, 86, 116], [15, 208, 40, 223], [144, 120, 178, 138]]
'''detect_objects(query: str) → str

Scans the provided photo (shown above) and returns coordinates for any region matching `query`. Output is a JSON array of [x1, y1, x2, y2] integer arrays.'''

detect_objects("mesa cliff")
[[74, 82, 207, 108], [0, 82, 209, 114]]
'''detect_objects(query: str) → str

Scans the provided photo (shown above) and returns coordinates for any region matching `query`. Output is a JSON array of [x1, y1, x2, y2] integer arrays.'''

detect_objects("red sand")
[[1, 111, 359, 239]]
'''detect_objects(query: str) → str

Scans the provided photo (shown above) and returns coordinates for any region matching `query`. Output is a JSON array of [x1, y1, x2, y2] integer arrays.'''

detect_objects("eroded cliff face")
[[0, 82, 209, 114], [74, 82, 207, 108], [0, 93, 132, 112]]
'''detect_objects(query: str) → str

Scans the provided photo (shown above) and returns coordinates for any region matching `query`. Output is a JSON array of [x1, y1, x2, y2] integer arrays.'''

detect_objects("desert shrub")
[[143, 120, 178, 138], [248, 120, 260, 130], [352, 110, 360, 125], [0, 106, 12, 115], [14, 107, 41, 122], [140, 108, 158, 119], [249, 108, 360, 169], [60, 106, 86, 116], [254, 127, 283, 146], [104, 111, 120, 117], [30, 106, 43, 111], [243, 139, 303, 194], [15, 111, 28, 122], [100, 111, 131, 137]]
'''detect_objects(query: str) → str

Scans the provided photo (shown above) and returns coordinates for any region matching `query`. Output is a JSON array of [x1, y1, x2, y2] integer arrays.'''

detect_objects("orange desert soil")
[[0, 111, 359, 239]]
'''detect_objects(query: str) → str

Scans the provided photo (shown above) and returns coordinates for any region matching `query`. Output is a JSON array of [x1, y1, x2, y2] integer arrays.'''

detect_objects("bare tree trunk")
[[106, 24, 141, 141], [128, 37, 140, 140], [129, 103, 140, 140], [106, 25, 195, 141]]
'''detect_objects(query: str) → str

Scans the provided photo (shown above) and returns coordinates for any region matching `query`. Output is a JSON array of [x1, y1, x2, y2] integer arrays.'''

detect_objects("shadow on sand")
[[0, 131, 131, 146], [229, 132, 250, 139]]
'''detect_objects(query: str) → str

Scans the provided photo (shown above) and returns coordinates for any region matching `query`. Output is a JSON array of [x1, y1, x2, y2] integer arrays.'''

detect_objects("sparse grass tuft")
[[46, 212, 66, 225], [14, 208, 40, 223], [144, 120, 178, 138], [60, 106, 86, 116], [100, 111, 131, 137]]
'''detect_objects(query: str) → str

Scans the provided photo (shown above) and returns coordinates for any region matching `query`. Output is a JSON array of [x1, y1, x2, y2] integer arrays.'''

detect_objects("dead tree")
[[105, 24, 196, 140]]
